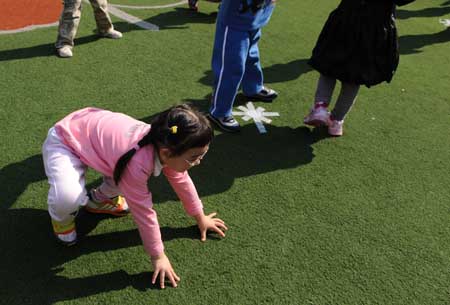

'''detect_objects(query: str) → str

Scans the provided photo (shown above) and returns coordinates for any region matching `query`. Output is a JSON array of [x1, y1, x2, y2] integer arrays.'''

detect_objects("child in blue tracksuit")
[[208, 0, 277, 133]]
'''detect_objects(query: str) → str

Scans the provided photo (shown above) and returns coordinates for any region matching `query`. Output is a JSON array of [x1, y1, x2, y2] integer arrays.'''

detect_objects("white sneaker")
[[57, 45, 73, 58], [328, 118, 344, 137], [101, 29, 123, 39], [303, 102, 329, 127], [57, 230, 77, 245]]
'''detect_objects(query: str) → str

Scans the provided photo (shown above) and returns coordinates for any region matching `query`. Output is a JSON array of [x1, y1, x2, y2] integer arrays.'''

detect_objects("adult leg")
[[88, 0, 114, 34], [55, 0, 83, 49]]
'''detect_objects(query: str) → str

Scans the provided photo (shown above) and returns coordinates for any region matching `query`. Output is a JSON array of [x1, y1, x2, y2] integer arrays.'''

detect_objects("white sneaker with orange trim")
[[86, 189, 129, 216], [52, 218, 77, 246]]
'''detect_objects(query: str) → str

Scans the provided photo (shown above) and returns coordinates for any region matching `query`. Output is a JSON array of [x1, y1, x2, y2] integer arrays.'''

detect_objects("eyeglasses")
[[184, 150, 208, 167]]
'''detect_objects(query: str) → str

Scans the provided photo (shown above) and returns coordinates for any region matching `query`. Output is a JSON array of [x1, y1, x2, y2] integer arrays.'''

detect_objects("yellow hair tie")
[[170, 125, 178, 134]]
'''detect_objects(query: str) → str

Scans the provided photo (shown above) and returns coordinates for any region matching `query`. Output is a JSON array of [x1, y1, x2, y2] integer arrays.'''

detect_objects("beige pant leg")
[[55, 0, 83, 48], [89, 0, 114, 34]]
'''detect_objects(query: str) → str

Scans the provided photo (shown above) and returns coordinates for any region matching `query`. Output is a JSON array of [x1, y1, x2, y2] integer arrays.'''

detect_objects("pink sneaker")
[[303, 102, 329, 127], [328, 118, 344, 136]]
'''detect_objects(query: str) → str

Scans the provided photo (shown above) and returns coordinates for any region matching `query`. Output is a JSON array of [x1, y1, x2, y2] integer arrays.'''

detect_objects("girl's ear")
[[159, 147, 172, 162]]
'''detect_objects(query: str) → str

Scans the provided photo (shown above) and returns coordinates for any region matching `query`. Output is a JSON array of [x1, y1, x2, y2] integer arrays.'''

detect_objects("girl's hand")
[[151, 253, 180, 289], [195, 212, 228, 241]]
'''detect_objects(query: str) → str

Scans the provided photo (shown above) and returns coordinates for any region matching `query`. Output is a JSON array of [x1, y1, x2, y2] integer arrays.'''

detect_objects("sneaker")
[[303, 102, 330, 127], [188, 0, 199, 11], [100, 29, 123, 39], [245, 86, 278, 102], [328, 117, 344, 137], [51, 218, 77, 246], [57, 45, 73, 58], [207, 113, 241, 133], [86, 189, 129, 216]]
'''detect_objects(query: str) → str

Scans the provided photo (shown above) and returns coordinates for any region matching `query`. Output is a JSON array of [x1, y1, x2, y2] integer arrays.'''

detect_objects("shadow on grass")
[[198, 58, 313, 89], [142, 122, 327, 203], [0, 207, 199, 304], [399, 28, 450, 55], [141, 7, 217, 30], [396, 6, 450, 19], [0, 8, 216, 62], [111, 7, 217, 32], [0, 35, 100, 62]]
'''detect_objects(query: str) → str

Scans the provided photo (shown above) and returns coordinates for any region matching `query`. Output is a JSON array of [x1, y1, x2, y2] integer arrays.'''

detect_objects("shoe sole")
[[56, 52, 72, 58], [85, 206, 129, 217], [304, 118, 328, 127], [207, 114, 240, 133], [245, 95, 278, 102], [56, 238, 77, 247], [328, 131, 343, 137], [54, 232, 77, 246]]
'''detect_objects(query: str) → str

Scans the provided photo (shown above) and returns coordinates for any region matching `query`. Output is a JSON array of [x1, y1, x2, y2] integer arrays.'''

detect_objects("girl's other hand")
[[151, 253, 180, 289], [195, 212, 228, 241]]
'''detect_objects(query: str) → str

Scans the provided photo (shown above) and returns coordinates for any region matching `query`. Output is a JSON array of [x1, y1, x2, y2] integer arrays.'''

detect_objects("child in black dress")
[[303, 0, 415, 136]]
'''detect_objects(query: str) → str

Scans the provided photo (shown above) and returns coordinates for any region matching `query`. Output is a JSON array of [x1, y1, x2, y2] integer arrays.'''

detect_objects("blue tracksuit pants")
[[210, 21, 264, 118]]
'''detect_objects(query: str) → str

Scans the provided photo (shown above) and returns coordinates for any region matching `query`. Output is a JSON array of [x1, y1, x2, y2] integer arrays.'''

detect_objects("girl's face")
[[160, 144, 209, 172]]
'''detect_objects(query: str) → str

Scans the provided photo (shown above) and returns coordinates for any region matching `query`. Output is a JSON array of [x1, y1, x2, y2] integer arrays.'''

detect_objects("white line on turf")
[[0, 0, 188, 34], [108, 5, 159, 30], [0, 21, 59, 35], [110, 0, 187, 9]]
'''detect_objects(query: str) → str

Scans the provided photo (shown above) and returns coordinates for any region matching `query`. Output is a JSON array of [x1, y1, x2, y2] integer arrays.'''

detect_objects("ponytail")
[[113, 104, 213, 184]]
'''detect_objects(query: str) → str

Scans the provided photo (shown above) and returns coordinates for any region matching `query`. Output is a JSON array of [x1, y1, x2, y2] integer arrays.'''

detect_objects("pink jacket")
[[55, 107, 204, 256]]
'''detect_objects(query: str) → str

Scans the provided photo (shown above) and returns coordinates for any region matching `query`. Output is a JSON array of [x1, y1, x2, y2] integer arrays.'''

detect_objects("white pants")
[[42, 127, 120, 224]]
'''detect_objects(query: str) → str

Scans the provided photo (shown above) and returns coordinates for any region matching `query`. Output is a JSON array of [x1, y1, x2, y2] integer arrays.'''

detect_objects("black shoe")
[[245, 86, 278, 102], [207, 113, 241, 133]]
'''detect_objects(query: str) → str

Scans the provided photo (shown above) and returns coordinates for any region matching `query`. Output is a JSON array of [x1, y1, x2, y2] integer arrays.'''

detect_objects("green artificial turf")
[[1, 0, 450, 304]]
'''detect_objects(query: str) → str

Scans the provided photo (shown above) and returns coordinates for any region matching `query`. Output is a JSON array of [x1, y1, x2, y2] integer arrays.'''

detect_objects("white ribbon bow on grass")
[[439, 19, 450, 27], [232, 102, 280, 134]]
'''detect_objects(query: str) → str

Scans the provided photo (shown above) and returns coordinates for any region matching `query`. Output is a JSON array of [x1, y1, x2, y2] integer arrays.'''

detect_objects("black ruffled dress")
[[308, 0, 415, 87]]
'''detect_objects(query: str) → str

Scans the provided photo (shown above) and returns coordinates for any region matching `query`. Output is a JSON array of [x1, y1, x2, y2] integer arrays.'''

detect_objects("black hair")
[[113, 104, 213, 184]]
